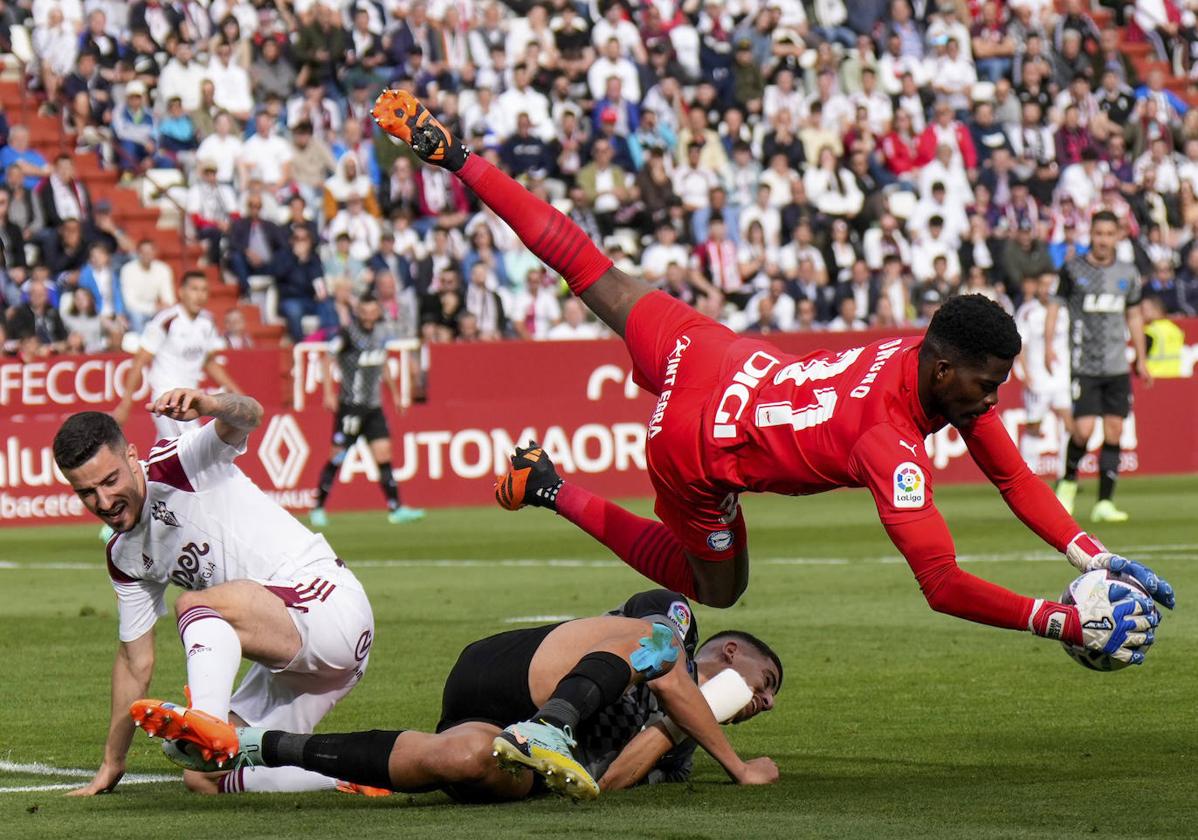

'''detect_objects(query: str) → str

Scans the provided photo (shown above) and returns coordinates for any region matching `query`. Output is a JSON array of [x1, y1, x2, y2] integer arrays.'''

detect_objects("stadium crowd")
[[2, 0, 1198, 356]]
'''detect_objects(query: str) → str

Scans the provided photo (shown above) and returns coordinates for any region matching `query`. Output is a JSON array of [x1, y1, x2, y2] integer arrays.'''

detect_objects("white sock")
[[1019, 432, 1040, 471], [176, 606, 242, 720], [220, 766, 339, 793]]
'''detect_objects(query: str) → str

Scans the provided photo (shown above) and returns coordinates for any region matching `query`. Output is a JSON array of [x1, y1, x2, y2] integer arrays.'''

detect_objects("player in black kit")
[[310, 294, 424, 527], [134, 589, 781, 802]]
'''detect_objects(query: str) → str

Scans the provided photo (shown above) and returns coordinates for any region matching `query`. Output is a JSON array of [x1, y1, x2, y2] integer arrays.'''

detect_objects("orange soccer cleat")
[[336, 781, 394, 797], [130, 699, 240, 767], [494, 442, 563, 511], [371, 89, 467, 170]]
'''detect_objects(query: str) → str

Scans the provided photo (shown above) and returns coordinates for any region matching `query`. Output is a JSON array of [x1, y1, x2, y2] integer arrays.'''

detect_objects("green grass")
[[1, 475, 1196, 839]]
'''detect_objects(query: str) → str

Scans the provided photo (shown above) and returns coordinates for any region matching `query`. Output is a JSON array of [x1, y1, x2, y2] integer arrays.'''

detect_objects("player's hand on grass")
[[146, 388, 207, 422], [66, 761, 124, 796], [1067, 534, 1176, 609], [733, 756, 779, 785]]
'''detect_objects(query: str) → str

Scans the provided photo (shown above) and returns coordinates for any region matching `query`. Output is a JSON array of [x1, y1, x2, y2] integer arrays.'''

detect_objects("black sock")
[[316, 461, 338, 509], [1098, 443, 1120, 501], [535, 651, 631, 731], [261, 729, 403, 789], [378, 461, 401, 510], [1064, 438, 1086, 481]]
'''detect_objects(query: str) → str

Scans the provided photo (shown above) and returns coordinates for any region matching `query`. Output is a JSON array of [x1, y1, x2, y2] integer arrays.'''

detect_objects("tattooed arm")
[[147, 389, 264, 447]]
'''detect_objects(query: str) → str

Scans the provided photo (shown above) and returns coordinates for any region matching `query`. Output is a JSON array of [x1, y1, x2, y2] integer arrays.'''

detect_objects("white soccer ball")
[[1059, 569, 1152, 672]]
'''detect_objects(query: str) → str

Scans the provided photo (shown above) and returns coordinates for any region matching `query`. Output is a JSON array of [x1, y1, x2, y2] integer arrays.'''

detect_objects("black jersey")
[[329, 319, 389, 407], [1056, 256, 1142, 377]]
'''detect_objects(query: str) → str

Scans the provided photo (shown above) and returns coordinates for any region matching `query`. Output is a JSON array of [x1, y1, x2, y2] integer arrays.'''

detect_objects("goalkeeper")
[[131, 590, 780, 802]]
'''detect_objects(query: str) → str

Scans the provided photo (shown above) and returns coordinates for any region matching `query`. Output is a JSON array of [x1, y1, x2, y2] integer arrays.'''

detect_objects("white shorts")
[[230, 566, 375, 732], [1023, 384, 1071, 424]]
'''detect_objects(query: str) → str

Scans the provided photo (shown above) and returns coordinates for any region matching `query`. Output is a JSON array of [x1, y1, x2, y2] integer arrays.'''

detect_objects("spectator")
[[544, 297, 599, 340], [112, 80, 163, 175], [804, 146, 865, 219], [238, 110, 293, 194], [36, 154, 90, 233], [420, 267, 466, 343], [270, 226, 334, 343], [120, 239, 176, 332], [61, 287, 108, 352], [462, 261, 508, 340], [222, 308, 253, 350], [250, 36, 296, 104], [1002, 218, 1054, 289], [33, 6, 78, 112], [185, 159, 236, 265], [828, 296, 868, 331], [42, 217, 89, 285], [226, 191, 284, 295], [157, 40, 207, 112], [6, 277, 67, 350], [1, 126, 50, 191], [500, 112, 554, 178], [78, 242, 125, 327]]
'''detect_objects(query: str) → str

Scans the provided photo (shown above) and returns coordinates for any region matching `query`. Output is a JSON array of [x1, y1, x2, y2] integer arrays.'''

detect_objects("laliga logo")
[[257, 414, 310, 489], [895, 466, 922, 493]]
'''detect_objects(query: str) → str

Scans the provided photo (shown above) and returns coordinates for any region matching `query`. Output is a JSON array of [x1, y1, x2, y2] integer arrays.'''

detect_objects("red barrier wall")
[[3, 320, 1197, 525]]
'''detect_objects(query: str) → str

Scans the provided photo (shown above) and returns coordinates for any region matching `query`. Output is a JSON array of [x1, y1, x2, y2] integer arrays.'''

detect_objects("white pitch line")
[[503, 615, 577, 624], [0, 760, 176, 794]]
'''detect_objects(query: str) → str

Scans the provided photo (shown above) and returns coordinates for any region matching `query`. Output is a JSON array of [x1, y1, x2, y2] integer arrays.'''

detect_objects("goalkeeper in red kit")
[[373, 91, 1174, 667]]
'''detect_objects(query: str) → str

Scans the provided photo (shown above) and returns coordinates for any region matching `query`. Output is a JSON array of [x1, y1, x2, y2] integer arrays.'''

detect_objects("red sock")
[[455, 155, 612, 295], [555, 482, 697, 599]]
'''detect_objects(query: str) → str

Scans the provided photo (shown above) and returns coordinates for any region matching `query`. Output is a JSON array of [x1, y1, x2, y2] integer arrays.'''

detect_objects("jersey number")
[[713, 348, 860, 439]]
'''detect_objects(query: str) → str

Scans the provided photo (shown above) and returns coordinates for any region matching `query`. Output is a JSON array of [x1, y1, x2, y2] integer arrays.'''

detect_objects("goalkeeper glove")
[[1067, 533, 1176, 609], [1029, 582, 1159, 665]]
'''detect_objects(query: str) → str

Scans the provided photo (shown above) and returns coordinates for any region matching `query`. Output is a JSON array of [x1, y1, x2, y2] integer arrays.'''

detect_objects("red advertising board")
[[3, 321, 1198, 525]]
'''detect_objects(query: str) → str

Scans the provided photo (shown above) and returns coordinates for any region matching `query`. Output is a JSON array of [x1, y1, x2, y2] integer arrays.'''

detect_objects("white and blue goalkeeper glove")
[[1067, 533, 1176, 610], [1031, 579, 1159, 665]]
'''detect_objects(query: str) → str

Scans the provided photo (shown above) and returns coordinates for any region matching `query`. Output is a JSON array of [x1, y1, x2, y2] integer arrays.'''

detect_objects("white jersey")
[[140, 305, 224, 397], [107, 422, 345, 642], [1015, 298, 1069, 391]]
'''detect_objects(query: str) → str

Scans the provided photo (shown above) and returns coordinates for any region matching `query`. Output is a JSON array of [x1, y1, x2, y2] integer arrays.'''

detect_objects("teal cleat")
[[491, 720, 598, 801], [309, 507, 329, 528], [387, 506, 425, 524]]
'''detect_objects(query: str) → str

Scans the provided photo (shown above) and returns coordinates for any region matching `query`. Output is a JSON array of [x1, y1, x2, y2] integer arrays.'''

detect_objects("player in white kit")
[[53, 390, 378, 796], [1014, 272, 1073, 473], [114, 271, 241, 439]]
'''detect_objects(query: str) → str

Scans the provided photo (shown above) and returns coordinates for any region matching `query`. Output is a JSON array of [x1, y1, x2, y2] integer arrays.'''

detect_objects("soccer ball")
[[1059, 569, 1152, 672]]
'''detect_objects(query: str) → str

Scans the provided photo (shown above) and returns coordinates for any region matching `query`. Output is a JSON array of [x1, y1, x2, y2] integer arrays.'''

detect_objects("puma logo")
[[899, 440, 919, 457]]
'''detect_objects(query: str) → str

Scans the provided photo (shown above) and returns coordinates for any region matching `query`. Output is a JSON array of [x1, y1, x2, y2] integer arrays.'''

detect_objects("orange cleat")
[[336, 781, 394, 797], [371, 89, 467, 170], [494, 442, 562, 511], [130, 699, 240, 767]]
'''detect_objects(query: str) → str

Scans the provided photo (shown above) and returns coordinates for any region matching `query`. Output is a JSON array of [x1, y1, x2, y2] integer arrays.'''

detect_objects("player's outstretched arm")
[[963, 414, 1175, 609], [203, 356, 243, 397], [599, 723, 675, 791], [68, 631, 156, 796], [147, 389, 263, 447], [113, 349, 153, 426], [649, 662, 777, 786]]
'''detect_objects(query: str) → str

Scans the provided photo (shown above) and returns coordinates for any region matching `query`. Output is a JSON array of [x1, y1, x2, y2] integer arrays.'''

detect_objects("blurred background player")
[[1014, 272, 1073, 474], [132, 589, 779, 802], [52, 392, 376, 797], [376, 91, 1172, 669], [113, 271, 241, 439], [1046, 211, 1151, 523], [310, 293, 424, 527]]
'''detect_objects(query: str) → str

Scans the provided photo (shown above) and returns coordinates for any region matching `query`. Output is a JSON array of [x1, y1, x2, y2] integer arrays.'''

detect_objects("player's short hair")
[[921, 294, 1021, 366], [1091, 209, 1118, 227], [181, 270, 206, 286], [53, 412, 127, 471], [702, 630, 784, 690]]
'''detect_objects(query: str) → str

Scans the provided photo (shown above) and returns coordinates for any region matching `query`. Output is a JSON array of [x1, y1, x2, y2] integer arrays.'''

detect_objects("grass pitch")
[[1, 475, 1195, 839]]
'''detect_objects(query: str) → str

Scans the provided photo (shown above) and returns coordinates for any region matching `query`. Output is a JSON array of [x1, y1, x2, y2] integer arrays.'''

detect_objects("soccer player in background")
[[53, 390, 377, 796], [374, 91, 1173, 668], [132, 589, 780, 802], [1014, 271, 1073, 473], [1046, 211, 1151, 523], [113, 270, 241, 437], [309, 293, 424, 527]]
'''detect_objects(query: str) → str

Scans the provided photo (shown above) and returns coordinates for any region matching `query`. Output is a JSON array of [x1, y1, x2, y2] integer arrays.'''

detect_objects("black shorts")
[[332, 404, 389, 446], [1072, 374, 1132, 418], [436, 623, 562, 733]]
